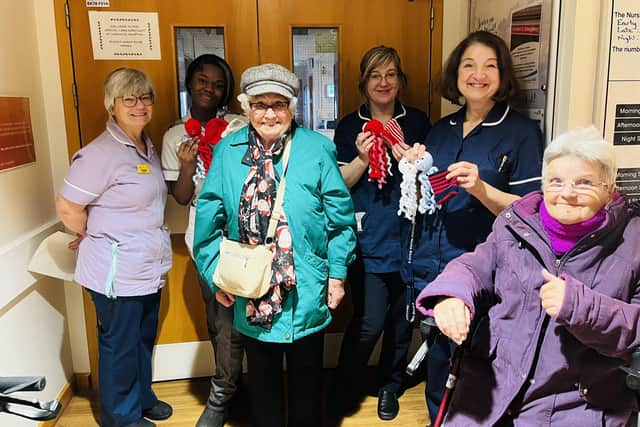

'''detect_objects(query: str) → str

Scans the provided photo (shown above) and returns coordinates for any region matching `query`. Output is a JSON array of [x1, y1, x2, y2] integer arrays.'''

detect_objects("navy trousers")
[[90, 289, 161, 427], [338, 260, 413, 395]]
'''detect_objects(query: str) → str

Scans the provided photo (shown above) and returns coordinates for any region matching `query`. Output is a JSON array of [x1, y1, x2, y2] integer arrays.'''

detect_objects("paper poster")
[[510, 4, 541, 90], [88, 11, 161, 60], [0, 97, 35, 172], [469, 0, 551, 131], [603, 0, 640, 202]]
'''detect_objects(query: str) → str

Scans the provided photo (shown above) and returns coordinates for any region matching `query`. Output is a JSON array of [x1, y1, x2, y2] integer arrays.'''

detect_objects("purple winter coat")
[[416, 191, 640, 426]]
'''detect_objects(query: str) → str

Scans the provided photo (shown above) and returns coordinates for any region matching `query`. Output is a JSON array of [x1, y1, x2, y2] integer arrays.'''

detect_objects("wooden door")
[[55, 0, 260, 390], [258, 0, 436, 119], [55, 0, 440, 390]]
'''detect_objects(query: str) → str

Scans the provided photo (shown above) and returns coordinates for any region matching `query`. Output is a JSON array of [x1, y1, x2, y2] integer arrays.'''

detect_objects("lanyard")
[[405, 220, 417, 322]]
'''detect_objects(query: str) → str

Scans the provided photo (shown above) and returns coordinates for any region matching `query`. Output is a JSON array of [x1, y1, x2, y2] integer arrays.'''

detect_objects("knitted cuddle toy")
[[184, 117, 228, 179], [397, 146, 459, 221], [398, 152, 431, 221], [363, 119, 404, 189]]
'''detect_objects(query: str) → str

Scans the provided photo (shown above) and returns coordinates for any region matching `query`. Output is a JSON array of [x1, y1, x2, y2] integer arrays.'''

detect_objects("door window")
[[175, 27, 226, 118], [292, 28, 339, 139]]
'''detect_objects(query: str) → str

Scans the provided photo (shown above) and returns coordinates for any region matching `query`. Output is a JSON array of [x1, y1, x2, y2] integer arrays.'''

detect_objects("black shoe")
[[377, 389, 399, 421], [124, 419, 156, 427], [195, 407, 225, 427], [142, 400, 173, 421]]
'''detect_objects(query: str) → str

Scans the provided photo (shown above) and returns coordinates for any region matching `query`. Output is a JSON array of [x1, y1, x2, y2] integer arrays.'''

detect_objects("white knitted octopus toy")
[[397, 149, 438, 222]]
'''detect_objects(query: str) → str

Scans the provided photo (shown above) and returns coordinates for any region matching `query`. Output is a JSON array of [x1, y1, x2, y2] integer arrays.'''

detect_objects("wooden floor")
[[56, 371, 430, 427]]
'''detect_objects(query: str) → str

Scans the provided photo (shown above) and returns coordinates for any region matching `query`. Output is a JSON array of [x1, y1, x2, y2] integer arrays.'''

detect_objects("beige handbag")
[[212, 139, 291, 299]]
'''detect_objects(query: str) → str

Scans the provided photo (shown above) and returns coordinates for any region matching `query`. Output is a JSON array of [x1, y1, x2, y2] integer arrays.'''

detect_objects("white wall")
[[552, 0, 608, 135], [441, 0, 470, 117], [0, 1, 77, 425]]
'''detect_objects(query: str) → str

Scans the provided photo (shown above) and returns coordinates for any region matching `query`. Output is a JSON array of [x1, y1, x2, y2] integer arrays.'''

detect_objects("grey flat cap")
[[240, 63, 300, 99]]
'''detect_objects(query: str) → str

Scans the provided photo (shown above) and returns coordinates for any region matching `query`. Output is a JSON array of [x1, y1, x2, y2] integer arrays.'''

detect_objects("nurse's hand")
[[390, 140, 412, 162], [216, 289, 236, 307], [327, 278, 345, 309], [447, 161, 483, 197], [68, 232, 85, 250], [433, 297, 471, 346], [354, 131, 375, 163], [178, 137, 199, 169]]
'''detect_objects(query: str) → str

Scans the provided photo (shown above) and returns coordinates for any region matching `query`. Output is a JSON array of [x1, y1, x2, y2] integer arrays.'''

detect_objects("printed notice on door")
[[88, 11, 161, 60], [0, 97, 35, 172]]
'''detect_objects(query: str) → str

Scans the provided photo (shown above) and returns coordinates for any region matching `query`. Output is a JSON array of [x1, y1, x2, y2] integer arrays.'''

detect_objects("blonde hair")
[[358, 45, 407, 100], [542, 126, 617, 189], [103, 68, 155, 113]]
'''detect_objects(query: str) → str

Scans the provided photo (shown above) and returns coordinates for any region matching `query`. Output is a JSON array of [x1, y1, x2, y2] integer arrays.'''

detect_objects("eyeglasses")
[[544, 178, 609, 194], [118, 94, 154, 107], [369, 71, 399, 83], [249, 101, 290, 114]]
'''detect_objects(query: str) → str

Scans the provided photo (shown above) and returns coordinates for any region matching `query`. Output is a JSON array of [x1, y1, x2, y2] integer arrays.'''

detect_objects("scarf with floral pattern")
[[238, 126, 296, 329]]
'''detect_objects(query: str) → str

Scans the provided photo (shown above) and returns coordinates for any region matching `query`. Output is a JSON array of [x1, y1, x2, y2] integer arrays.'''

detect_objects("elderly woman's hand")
[[215, 289, 236, 307], [355, 131, 375, 163], [178, 137, 199, 169], [446, 161, 483, 197], [327, 278, 345, 309], [433, 297, 471, 346], [540, 269, 566, 317]]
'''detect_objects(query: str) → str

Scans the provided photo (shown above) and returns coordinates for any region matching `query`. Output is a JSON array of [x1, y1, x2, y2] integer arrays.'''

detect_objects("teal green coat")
[[193, 125, 356, 343]]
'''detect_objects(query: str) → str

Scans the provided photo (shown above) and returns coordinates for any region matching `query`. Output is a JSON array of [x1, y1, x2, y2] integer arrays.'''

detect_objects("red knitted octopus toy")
[[363, 119, 404, 189], [184, 117, 228, 174]]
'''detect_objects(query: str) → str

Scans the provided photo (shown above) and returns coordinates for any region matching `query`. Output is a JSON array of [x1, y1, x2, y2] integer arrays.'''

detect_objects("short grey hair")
[[103, 68, 155, 113], [237, 93, 298, 116], [542, 126, 617, 189]]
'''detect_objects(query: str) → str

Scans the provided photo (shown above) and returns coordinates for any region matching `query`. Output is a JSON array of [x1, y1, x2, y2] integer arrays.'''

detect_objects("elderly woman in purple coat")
[[416, 126, 640, 426]]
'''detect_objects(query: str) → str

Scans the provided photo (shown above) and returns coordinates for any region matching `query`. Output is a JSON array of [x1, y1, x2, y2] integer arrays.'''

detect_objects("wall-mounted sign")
[[603, 0, 640, 202], [0, 97, 35, 172], [88, 11, 161, 60], [617, 167, 640, 203]]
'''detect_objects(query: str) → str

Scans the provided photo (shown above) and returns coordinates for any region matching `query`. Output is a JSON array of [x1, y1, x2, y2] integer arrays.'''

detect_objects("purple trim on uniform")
[[59, 120, 172, 296]]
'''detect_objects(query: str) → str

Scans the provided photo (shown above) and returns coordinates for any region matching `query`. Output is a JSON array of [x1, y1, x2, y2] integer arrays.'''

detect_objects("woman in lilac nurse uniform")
[[56, 68, 172, 427]]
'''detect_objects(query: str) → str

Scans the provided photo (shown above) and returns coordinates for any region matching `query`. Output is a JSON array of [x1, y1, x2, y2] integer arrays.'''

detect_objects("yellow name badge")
[[137, 164, 151, 174]]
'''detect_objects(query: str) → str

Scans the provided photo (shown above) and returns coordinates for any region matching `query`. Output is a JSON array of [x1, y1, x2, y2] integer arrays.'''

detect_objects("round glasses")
[[369, 71, 399, 83], [544, 178, 609, 195], [249, 101, 290, 114], [118, 94, 154, 107]]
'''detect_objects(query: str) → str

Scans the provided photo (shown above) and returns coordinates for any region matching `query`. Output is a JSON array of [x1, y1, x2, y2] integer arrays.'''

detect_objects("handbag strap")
[[265, 135, 292, 242]]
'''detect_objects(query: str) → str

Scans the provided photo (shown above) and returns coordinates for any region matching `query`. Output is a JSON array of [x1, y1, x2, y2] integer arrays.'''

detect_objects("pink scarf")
[[539, 202, 607, 255]]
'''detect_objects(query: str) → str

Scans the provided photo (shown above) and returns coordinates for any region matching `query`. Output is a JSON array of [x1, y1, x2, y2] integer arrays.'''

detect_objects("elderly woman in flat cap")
[[193, 63, 356, 427]]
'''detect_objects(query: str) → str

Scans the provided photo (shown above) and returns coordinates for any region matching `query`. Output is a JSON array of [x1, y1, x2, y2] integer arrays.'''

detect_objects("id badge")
[[137, 164, 150, 174]]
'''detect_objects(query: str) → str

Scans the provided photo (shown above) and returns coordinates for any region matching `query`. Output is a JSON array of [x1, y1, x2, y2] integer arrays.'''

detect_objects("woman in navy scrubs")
[[332, 45, 431, 421], [408, 31, 544, 425]]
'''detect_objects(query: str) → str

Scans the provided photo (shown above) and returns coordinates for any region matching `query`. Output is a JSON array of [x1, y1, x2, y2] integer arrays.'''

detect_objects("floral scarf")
[[238, 126, 296, 329]]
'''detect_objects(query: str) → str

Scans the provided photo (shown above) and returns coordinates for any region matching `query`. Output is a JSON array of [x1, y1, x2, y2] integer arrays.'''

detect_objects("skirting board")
[[151, 329, 423, 382]]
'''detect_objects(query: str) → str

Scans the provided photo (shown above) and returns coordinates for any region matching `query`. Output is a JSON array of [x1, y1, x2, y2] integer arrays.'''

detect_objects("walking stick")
[[433, 346, 464, 427]]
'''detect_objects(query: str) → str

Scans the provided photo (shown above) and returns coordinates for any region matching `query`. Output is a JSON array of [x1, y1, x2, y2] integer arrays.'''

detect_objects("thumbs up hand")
[[539, 269, 566, 317]]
